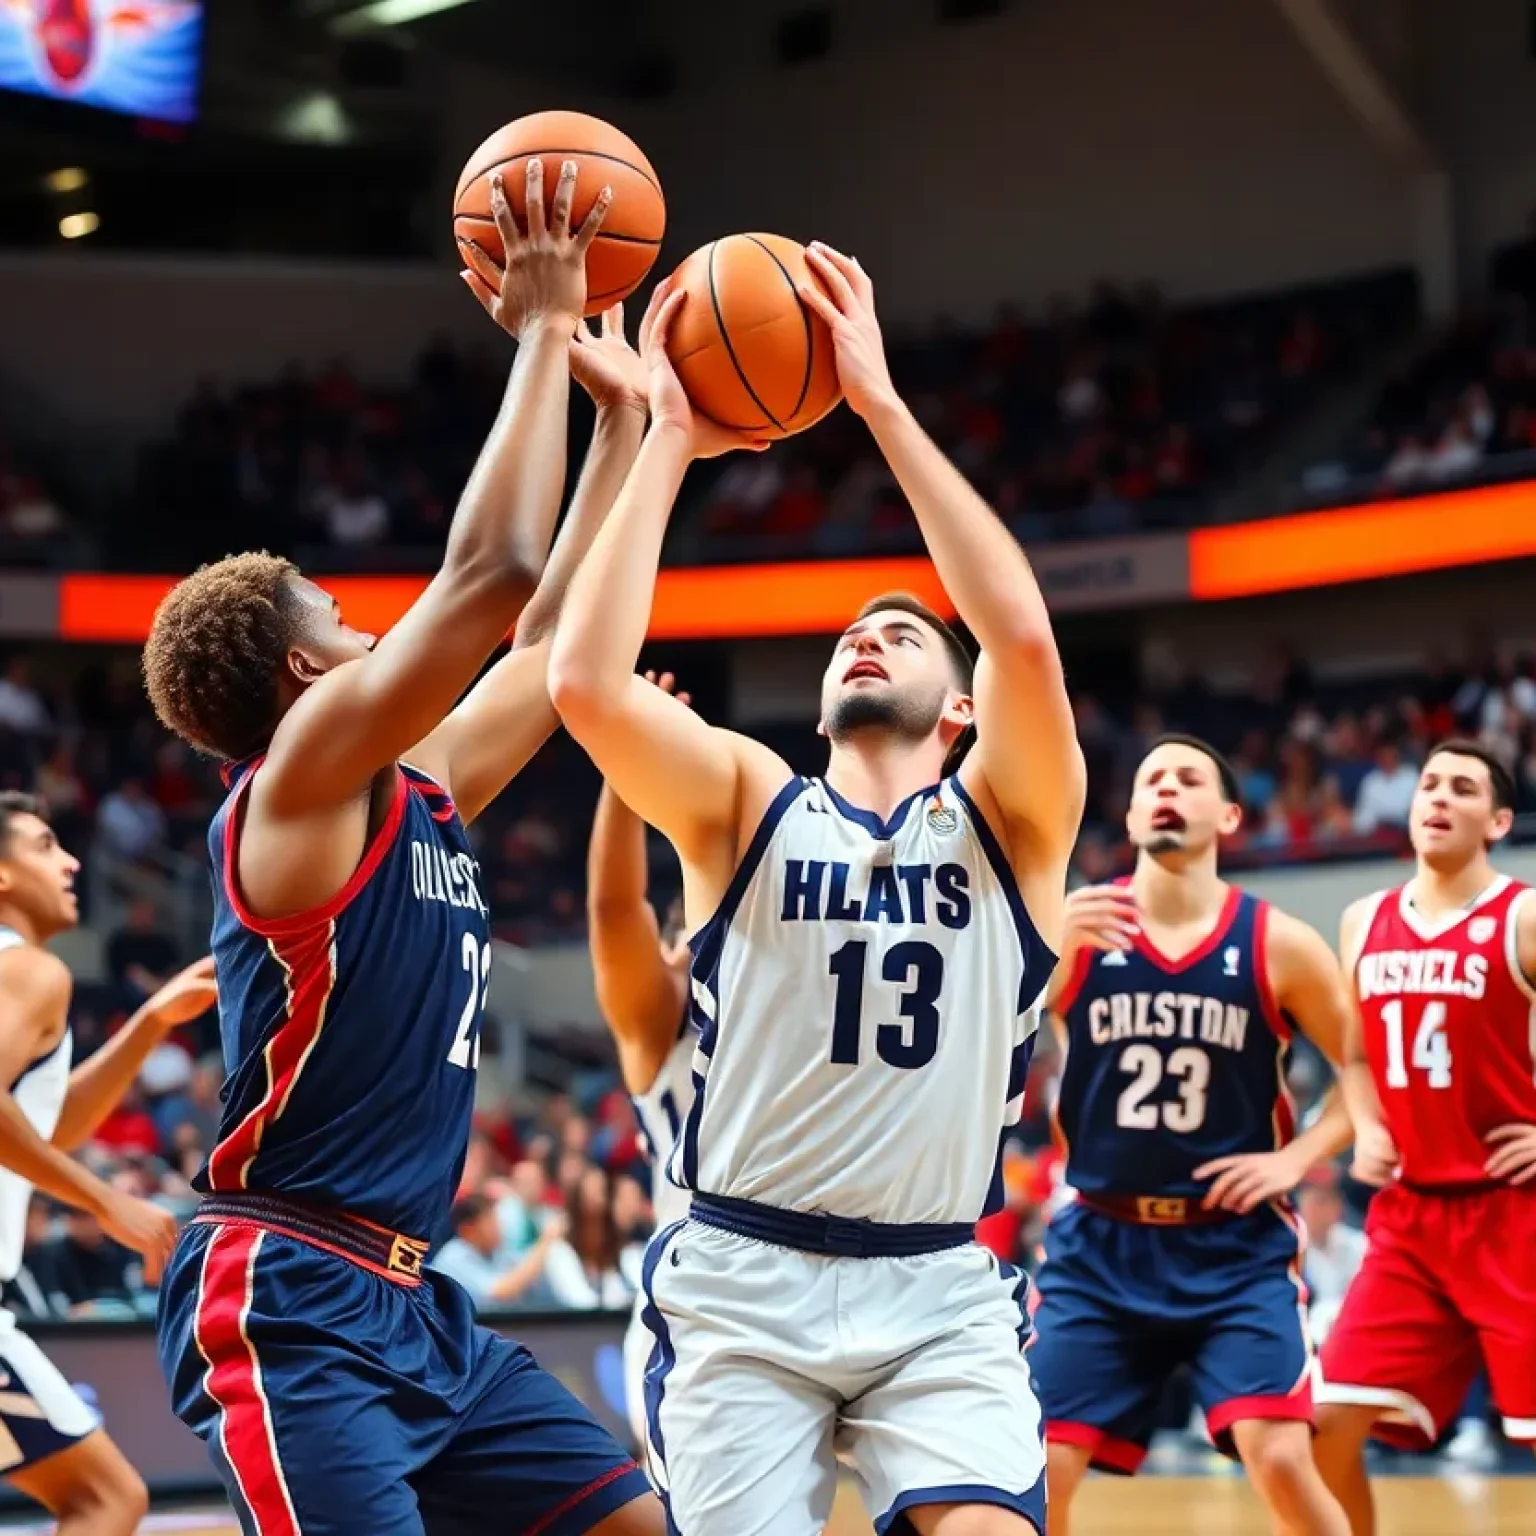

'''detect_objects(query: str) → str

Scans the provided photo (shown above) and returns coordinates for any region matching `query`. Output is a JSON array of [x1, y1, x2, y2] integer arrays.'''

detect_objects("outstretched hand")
[[638, 280, 773, 461], [798, 243, 898, 420], [458, 160, 613, 338], [569, 302, 647, 417]]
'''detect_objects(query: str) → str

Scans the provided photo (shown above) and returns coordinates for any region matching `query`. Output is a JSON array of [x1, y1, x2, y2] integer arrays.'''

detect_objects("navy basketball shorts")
[[157, 1218, 650, 1536], [1028, 1199, 1313, 1472]]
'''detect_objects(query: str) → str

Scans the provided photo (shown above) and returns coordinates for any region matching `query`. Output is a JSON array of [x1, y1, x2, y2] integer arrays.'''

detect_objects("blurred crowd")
[[3, 265, 1419, 575], [1305, 233, 1536, 503]]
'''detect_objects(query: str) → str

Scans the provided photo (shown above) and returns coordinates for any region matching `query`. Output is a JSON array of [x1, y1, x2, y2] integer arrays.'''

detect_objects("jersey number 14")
[[1380, 998, 1452, 1089]]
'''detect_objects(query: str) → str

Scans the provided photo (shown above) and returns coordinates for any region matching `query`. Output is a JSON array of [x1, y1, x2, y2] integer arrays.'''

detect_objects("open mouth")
[[844, 660, 889, 683], [1150, 807, 1186, 833], [1423, 814, 1453, 832]]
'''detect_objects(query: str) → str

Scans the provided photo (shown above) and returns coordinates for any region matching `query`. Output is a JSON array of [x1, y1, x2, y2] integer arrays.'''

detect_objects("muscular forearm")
[[515, 405, 647, 647], [53, 1004, 172, 1153], [549, 421, 690, 706], [0, 1093, 111, 1216], [862, 394, 1054, 657], [446, 322, 572, 586]]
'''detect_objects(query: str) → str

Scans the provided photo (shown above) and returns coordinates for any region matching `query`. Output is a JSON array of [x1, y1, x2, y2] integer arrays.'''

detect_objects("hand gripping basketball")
[[457, 160, 613, 339]]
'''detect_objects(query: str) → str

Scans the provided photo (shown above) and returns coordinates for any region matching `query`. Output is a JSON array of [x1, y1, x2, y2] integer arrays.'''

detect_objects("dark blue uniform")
[[1029, 886, 1312, 1471], [157, 759, 647, 1535]]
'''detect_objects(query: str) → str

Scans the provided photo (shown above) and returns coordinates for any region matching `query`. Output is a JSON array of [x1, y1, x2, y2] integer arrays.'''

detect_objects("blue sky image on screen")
[[0, 2, 202, 124]]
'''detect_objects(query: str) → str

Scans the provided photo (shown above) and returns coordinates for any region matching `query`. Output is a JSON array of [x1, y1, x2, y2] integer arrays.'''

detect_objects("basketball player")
[[0, 791, 217, 1534], [144, 163, 665, 1535], [1313, 739, 1536, 1536], [1029, 737, 1353, 1536], [585, 672, 694, 1452], [548, 247, 1082, 1535]]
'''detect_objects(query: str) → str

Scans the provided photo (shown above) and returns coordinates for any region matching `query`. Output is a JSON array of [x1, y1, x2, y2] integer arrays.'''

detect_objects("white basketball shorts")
[[637, 1219, 1045, 1536], [0, 1309, 99, 1472]]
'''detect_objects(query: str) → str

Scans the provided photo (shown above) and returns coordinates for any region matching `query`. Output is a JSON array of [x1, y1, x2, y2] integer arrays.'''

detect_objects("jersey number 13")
[[827, 939, 943, 1070]]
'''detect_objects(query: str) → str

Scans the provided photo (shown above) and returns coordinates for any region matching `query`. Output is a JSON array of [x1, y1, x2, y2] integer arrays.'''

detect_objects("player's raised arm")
[[258, 163, 611, 816], [799, 246, 1086, 872], [587, 682, 690, 1093], [406, 304, 647, 825], [1337, 897, 1400, 1186], [548, 283, 786, 872]]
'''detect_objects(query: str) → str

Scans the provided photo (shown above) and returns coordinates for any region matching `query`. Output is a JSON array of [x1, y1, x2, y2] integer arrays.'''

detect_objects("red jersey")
[[1352, 876, 1536, 1189]]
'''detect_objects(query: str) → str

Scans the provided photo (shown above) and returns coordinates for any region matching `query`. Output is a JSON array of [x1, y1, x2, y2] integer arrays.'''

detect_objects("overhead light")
[[59, 212, 99, 240], [277, 91, 353, 145], [45, 167, 88, 195], [331, 0, 478, 33]]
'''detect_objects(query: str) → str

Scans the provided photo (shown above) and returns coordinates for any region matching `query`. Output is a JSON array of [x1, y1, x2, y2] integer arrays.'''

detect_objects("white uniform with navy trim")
[[623, 1023, 695, 1449], [0, 927, 98, 1470], [641, 776, 1053, 1535]]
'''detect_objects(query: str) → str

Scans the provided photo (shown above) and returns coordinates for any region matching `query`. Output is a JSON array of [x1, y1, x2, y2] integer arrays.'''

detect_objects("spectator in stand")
[[1297, 1172, 1366, 1347], [95, 777, 168, 862], [430, 1193, 563, 1311], [543, 1166, 633, 1311], [29, 1206, 139, 1315], [1352, 734, 1419, 834], [106, 896, 179, 1011], [0, 659, 51, 737]]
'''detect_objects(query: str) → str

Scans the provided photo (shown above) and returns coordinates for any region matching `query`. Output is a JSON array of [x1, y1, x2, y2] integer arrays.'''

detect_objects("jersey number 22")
[[448, 933, 492, 1070]]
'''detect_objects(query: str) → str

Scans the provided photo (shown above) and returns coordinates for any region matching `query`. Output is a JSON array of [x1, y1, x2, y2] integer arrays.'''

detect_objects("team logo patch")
[[1468, 916, 1497, 946], [927, 800, 959, 834], [1101, 950, 1128, 967]]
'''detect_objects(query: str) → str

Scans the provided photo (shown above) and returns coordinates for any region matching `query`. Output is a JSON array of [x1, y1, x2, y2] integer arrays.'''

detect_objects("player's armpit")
[[1264, 908, 1351, 1066], [0, 947, 70, 1087], [962, 648, 1087, 870], [1514, 888, 1536, 991], [556, 672, 787, 876]]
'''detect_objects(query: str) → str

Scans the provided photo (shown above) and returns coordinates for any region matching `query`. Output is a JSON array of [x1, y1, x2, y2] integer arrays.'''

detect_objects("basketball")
[[665, 234, 843, 438], [453, 111, 665, 316]]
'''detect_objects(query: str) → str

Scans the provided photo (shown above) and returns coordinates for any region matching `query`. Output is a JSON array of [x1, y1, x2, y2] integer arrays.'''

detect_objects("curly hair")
[[143, 553, 300, 760]]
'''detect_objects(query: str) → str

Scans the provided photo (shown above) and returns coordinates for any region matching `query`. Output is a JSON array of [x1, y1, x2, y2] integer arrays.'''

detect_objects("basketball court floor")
[[5, 1474, 1530, 1533]]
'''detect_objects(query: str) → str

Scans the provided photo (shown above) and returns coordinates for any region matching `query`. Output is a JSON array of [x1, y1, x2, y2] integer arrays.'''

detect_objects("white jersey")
[[0, 928, 71, 1282], [632, 1018, 696, 1234], [672, 775, 1054, 1225]]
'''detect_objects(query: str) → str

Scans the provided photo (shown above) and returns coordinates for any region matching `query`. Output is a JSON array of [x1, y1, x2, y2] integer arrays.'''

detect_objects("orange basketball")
[[453, 111, 664, 317], [665, 234, 843, 438]]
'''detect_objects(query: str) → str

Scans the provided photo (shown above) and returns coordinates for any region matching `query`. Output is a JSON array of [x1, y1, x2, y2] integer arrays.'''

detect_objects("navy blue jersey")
[[1052, 886, 1295, 1198], [198, 759, 490, 1239]]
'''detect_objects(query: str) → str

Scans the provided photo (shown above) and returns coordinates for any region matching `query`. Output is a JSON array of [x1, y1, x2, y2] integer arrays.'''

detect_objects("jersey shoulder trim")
[[220, 761, 410, 940], [687, 775, 806, 962], [1503, 884, 1536, 1004], [948, 774, 1058, 1011], [820, 777, 935, 839], [1051, 942, 1096, 1016], [9, 1029, 70, 1094], [400, 762, 460, 827], [1341, 887, 1393, 973], [1250, 899, 1292, 1043]]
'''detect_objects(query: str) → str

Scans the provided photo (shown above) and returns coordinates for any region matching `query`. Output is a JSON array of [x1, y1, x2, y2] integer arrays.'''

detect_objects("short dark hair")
[[1143, 734, 1242, 805], [1425, 737, 1516, 811], [853, 592, 974, 692], [0, 793, 42, 857], [143, 553, 300, 760], [450, 1193, 493, 1231]]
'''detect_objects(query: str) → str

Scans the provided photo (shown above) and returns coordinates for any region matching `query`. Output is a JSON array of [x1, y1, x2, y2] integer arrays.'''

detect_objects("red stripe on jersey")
[[193, 1226, 300, 1536], [1052, 945, 1096, 1016], [206, 923, 337, 1191], [1251, 901, 1293, 1043], [220, 764, 408, 940], [1132, 884, 1243, 973]]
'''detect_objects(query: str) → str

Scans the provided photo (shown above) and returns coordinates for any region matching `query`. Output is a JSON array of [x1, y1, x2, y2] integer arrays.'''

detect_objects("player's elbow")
[[443, 547, 543, 617], [547, 644, 624, 734]]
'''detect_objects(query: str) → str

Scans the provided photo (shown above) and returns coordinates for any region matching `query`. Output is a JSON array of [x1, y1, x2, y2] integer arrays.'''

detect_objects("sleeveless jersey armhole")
[[221, 763, 410, 939], [1251, 899, 1293, 1044], [1503, 885, 1536, 1004]]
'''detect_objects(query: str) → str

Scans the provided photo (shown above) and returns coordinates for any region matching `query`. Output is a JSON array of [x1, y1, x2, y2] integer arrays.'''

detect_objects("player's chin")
[[1140, 831, 1186, 854], [58, 891, 80, 927]]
